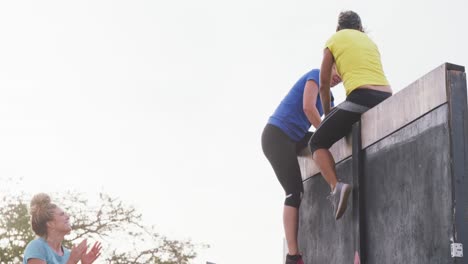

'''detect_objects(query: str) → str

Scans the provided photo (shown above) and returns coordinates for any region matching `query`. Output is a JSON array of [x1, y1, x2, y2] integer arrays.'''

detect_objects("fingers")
[[91, 241, 102, 251], [88, 241, 102, 255], [78, 239, 88, 253], [81, 241, 103, 264], [75, 239, 87, 253], [70, 240, 88, 264], [79, 239, 87, 247], [92, 242, 102, 259]]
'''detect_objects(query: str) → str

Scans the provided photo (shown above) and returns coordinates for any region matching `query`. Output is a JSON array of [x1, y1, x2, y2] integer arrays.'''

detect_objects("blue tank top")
[[23, 238, 71, 264], [268, 69, 334, 142]]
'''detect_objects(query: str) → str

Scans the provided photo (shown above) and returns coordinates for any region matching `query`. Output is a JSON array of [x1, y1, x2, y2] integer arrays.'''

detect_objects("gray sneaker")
[[327, 182, 352, 220]]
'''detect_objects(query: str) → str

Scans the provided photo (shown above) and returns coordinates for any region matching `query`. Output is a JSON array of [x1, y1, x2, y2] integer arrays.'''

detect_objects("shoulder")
[[25, 238, 46, 250], [304, 69, 320, 84], [327, 29, 363, 46], [24, 238, 47, 261], [307, 69, 320, 76], [326, 31, 342, 44]]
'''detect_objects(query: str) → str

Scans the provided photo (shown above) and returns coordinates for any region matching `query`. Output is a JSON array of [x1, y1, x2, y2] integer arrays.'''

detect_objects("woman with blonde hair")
[[23, 193, 102, 264]]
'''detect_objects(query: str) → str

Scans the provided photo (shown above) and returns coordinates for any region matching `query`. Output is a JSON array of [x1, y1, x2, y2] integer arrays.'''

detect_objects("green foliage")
[[0, 196, 35, 263]]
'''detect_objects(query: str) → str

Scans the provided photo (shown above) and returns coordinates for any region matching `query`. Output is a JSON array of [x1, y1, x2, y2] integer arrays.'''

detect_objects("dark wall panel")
[[298, 158, 355, 263], [363, 105, 453, 263]]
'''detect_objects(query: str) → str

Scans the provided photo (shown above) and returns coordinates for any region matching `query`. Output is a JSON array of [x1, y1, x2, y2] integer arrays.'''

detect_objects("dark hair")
[[336, 11, 363, 32], [30, 193, 57, 237]]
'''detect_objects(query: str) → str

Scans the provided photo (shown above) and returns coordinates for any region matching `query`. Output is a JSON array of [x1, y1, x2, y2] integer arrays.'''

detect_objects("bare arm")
[[27, 259, 46, 264], [319, 48, 335, 115], [303, 80, 322, 129]]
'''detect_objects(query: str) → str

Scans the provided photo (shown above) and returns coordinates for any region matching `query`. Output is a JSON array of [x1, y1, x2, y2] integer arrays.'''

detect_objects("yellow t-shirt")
[[326, 29, 389, 96]]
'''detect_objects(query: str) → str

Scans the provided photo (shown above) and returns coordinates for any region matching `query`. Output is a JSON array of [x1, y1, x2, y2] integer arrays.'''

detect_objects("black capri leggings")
[[261, 124, 312, 208], [309, 88, 392, 154]]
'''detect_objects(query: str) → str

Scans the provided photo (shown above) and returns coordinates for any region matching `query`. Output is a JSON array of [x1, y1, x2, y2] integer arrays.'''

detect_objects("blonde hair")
[[30, 193, 57, 237]]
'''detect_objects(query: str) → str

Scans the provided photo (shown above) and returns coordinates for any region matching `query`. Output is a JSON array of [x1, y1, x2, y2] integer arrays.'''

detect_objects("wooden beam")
[[361, 64, 448, 149], [299, 63, 456, 180]]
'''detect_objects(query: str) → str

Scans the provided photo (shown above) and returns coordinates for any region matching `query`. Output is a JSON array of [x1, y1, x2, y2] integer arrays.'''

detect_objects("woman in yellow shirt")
[[309, 11, 392, 220]]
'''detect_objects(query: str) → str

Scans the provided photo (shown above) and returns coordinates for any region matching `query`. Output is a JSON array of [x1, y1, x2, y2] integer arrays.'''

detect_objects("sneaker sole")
[[335, 184, 351, 220]]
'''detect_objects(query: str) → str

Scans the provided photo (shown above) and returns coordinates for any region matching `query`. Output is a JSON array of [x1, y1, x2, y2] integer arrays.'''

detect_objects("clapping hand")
[[81, 241, 102, 264], [67, 239, 87, 264]]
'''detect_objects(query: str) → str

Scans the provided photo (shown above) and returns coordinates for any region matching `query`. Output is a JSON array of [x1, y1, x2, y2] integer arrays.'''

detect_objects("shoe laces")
[[326, 192, 337, 210]]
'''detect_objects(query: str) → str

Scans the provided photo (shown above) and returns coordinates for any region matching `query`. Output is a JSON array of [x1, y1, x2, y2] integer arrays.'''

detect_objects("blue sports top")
[[268, 69, 334, 142], [23, 238, 71, 264]]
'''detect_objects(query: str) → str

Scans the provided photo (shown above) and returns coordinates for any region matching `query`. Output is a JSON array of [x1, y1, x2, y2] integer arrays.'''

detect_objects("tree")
[[0, 190, 205, 264], [0, 196, 34, 263]]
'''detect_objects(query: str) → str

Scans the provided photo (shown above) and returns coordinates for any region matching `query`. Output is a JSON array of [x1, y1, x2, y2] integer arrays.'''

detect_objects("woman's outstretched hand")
[[67, 239, 87, 264], [81, 241, 102, 264]]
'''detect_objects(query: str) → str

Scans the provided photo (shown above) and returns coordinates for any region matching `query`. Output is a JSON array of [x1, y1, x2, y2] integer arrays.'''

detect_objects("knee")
[[284, 192, 303, 208], [309, 137, 331, 156], [308, 138, 320, 155]]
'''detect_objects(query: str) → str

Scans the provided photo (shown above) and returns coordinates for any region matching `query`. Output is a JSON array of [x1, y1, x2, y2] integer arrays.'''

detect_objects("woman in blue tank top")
[[262, 67, 341, 264], [23, 193, 102, 264]]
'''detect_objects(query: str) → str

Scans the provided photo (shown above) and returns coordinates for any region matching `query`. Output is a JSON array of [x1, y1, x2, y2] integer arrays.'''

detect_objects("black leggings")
[[262, 124, 312, 208], [309, 89, 392, 154]]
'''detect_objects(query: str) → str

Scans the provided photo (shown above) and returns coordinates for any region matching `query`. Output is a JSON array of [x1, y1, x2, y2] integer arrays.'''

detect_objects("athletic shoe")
[[327, 182, 352, 220], [285, 254, 304, 264]]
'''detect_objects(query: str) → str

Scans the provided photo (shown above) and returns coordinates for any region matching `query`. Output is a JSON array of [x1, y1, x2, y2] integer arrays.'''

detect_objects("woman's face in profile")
[[48, 207, 72, 234], [330, 65, 342, 87]]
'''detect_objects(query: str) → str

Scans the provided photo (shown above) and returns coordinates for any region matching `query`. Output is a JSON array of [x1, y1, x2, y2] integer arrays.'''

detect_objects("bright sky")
[[0, 1, 467, 263]]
